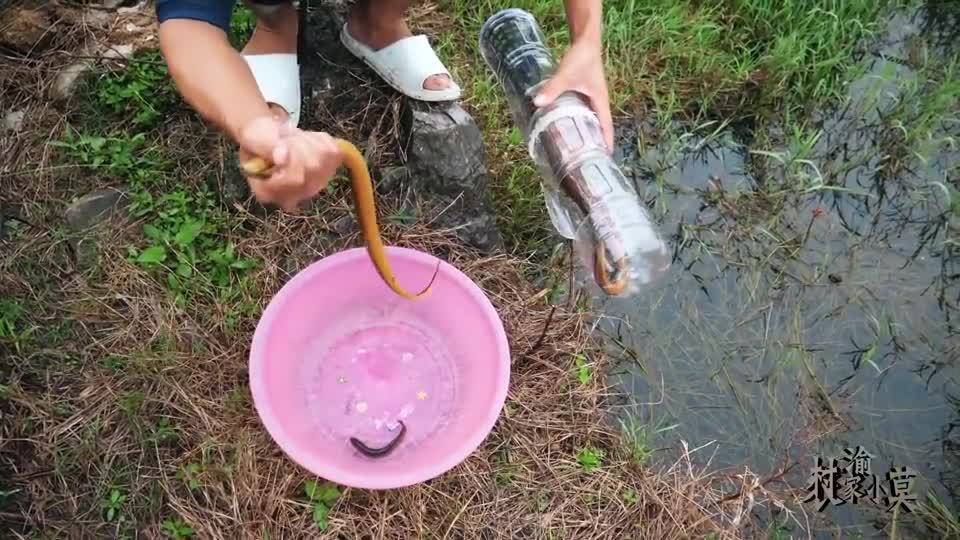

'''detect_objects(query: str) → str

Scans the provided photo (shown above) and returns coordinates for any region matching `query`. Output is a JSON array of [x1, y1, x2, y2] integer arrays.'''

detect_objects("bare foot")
[[241, 2, 298, 54]]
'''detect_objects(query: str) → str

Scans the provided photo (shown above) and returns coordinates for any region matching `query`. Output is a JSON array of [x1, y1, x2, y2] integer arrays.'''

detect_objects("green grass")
[[430, 0, 911, 260], [5, 33, 321, 534], [879, 52, 960, 168], [914, 492, 960, 538], [161, 518, 195, 539], [0, 297, 32, 352], [49, 124, 259, 315], [444, 0, 910, 116], [90, 49, 178, 129], [229, 3, 256, 49], [576, 446, 604, 471], [303, 480, 342, 532], [49, 50, 262, 324], [618, 415, 678, 466], [125, 185, 258, 308]]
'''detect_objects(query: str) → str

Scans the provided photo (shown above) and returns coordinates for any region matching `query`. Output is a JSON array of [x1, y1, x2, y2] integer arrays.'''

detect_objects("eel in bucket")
[[349, 421, 406, 458]]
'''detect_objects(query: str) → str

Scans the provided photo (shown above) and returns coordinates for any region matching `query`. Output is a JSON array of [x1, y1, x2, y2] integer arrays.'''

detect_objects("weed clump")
[[90, 49, 179, 129]]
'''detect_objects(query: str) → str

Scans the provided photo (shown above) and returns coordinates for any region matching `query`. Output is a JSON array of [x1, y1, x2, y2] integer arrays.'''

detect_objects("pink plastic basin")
[[249, 246, 511, 490]]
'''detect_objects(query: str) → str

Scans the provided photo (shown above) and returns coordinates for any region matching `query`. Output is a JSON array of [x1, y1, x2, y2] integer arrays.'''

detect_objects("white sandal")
[[339, 24, 461, 102], [241, 53, 302, 127]]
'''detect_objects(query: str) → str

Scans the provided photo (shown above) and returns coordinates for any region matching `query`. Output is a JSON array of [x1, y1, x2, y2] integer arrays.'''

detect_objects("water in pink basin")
[[303, 315, 457, 452], [249, 246, 511, 490]]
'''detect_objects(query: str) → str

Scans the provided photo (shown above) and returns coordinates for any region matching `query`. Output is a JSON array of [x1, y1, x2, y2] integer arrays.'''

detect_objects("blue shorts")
[[155, 0, 291, 33]]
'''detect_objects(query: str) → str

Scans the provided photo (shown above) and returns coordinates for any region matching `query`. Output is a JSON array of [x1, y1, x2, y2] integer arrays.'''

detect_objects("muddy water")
[[598, 4, 959, 537]]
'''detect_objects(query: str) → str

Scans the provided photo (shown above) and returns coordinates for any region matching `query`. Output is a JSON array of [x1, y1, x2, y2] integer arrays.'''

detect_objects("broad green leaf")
[[176, 263, 193, 278], [312, 503, 329, 530], [304, 480, 320, 501], [316, 484, 341, 505], [143, 224, 163, 240], [136, 245, 166, 264], [578, 366, 591, 385], [574, 354, 591, 384], [174, 219, 203, 246]]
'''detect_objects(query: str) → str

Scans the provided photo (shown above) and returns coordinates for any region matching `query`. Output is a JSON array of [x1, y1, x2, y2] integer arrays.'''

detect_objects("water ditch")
[[599, 3, 960, 537]]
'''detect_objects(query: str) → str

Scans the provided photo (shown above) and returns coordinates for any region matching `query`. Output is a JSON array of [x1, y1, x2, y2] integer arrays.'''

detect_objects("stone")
[[402, 101, 485, 197], [0, 7, 53, 51], [65, 187, 129, 231], [64, 187, 130, 274], [51, 62, 92, 102], [100, 43, 134, 60], [3, 110, 25, 132], [400, 100, 504, 252], [332, 214, 357, 235]]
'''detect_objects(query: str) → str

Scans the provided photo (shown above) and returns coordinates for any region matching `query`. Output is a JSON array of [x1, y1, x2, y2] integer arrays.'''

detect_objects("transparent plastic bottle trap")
[[479, 8, 671, 296]]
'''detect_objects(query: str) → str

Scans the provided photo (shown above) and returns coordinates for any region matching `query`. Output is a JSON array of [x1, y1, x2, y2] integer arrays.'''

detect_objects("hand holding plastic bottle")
[[532, 18, 614, 153], [479, 7, 671, 297]]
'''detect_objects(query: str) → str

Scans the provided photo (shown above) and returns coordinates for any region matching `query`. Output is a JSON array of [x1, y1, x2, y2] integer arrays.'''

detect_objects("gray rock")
[[401, 100, 503, 252], [331, 214, 357, 235], [65, 187, 129, 231], [402, 101, 485, 197], [3, 110, 25, 132], [65, 187, 130, 274], [100, 43, 134, 60], [51, 62, 92, 102]]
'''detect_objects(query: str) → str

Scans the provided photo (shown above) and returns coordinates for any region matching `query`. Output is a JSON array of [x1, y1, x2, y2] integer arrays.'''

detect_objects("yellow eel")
[[241, 138, 439, 300], [593, 246, 629, 296]]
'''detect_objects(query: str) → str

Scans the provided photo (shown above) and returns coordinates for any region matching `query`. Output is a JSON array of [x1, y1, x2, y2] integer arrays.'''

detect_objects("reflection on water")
[[598, 4, 960, 537]]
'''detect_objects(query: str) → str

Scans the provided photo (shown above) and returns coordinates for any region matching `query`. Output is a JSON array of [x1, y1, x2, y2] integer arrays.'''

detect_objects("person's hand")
[[533, 39, 614, 152], [236, 114, 343, 212]]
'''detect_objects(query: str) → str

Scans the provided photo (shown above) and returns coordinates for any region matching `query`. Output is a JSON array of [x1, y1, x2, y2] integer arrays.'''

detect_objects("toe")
[[422, 74, 452, 91]]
